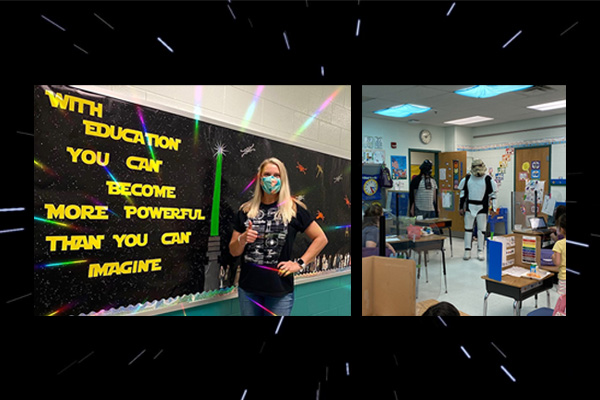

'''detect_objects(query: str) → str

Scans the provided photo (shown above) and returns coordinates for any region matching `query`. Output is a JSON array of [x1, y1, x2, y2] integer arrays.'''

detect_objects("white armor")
[[458, 159, 498, 260]]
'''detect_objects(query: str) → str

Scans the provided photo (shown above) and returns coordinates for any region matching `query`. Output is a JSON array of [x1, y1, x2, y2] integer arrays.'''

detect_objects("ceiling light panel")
[[373, 103, 431, 118], [454, 85, 534, 98], [444, 115, 494, 125], [527, 99, 566, 111]]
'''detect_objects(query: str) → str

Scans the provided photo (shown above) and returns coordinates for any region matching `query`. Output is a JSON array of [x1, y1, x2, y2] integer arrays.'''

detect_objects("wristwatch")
[[296, 258, 306, 271]]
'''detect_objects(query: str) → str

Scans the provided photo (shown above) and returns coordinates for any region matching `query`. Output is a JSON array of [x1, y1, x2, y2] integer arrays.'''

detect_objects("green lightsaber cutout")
[[210, 142, 228, 236]]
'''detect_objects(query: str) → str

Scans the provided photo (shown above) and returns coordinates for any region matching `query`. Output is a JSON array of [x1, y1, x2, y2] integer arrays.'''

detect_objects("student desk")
[[481, 268, 554, 316], [416, 218, 454, 257], [386, 234, 448, 296]]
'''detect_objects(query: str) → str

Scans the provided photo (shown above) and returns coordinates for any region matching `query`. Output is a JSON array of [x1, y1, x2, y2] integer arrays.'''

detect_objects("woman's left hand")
[[277, 261, 302, 277]]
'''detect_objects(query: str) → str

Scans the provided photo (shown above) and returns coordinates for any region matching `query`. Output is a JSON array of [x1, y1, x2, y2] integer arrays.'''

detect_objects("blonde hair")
[[240, 157, 307, 224]]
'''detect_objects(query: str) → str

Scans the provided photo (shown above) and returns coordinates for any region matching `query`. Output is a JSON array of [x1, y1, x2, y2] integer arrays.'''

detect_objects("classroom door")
[[515, 146, 550, 220], [438, 151, 467, 233]]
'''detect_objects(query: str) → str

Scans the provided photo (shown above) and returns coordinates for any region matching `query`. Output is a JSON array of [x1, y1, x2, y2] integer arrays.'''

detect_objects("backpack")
[[380, 165, 393, 188]]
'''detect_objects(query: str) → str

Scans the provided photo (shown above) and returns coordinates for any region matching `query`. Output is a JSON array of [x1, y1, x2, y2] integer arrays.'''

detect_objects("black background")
[[3, 0, 596, 395]]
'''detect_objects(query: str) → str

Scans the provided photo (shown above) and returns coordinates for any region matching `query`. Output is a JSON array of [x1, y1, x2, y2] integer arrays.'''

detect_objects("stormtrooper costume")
[[458, 159, 498, 261]]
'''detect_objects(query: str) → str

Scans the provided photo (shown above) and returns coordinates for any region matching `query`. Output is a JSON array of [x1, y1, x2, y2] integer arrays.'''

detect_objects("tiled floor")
[[410, 236, 561, 316]]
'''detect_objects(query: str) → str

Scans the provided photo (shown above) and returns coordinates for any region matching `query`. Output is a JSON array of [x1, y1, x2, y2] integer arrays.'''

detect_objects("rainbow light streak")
[[241, 85, 265, 132], [34, 216, 85, 231], [136, 106, 156, 161], [323, 224, 351, 232], [34, 159, 58, 177], [294, 86, 344, 137], [102, 165, 134, 205], [251, 263, 280, 272], [47, 301, 77, 316], [193, 86, 203, 146], [84, 194, 120, 218], [241, 176, 257, 194], [243, 293, 278, 316], [43, 259, 88, 268]]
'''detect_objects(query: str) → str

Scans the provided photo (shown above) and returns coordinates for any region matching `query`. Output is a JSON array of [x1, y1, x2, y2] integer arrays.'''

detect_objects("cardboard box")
[[362, 256, 416, 316]]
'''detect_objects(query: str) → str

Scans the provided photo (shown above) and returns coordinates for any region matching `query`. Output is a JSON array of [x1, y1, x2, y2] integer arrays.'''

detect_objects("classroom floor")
[[412, 235, 562, 316]]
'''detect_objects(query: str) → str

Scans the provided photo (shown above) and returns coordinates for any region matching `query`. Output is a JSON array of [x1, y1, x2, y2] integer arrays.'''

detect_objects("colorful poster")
[[453, 160, 460, 189], [390, 155, 407, 180]]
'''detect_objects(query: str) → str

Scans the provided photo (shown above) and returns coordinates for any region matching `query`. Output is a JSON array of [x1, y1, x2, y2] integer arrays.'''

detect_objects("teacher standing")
[[229, 157, 328, 316]]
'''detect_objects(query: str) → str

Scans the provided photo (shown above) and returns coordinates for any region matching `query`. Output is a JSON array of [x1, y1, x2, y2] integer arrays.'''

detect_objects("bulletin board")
[[511, 146, 549, 230], [33, 85, 352, 316]]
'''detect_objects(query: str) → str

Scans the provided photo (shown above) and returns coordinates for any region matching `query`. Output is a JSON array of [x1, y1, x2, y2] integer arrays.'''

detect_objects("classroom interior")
[[362, 85, 566, 316]]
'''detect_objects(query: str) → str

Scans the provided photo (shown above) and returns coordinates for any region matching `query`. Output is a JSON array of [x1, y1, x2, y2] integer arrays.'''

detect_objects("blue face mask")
[[261, 176, 281, 194]]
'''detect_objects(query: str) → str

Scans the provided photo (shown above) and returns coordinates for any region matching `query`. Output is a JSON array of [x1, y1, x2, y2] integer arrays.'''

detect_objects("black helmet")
[[420, 159, 433, 174]]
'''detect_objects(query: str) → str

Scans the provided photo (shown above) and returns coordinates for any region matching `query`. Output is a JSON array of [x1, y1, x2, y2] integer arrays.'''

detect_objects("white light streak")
[[128, 349, 146, 366], [560, 21, 578, 36], [5, 293, 32, 304], [566, 268, 581, 276], [356, 19, 361, 36], [153, 349, 164, 360], [57, 360, 76, 375], [502, 30, 522, 49], [228, 4, 236, 20], [157, 37, 174, 53], [73, 44, 89, 55], [346, 362, 350, 376], [94, 13, 114, 30], [321, 66, 325, 76], [0, 207, 25, 212], [41, 15, 66, 32], [447, 2, 456, 17], [500, 365, 516, 382], [460, 345, 471, 359], [275, 315, 284, 334], [241, 389, 248, 400], [283, 31, 290, 50], [437, 316, 447, 327], [491, 342, 507, 358], [566, 239, 589, 248], [0, 228, 25, 234], [78, 351, 94, 364]]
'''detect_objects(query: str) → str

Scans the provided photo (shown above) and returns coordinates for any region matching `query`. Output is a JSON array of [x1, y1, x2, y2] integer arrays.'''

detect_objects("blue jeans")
[[238, 287, 294, 316]]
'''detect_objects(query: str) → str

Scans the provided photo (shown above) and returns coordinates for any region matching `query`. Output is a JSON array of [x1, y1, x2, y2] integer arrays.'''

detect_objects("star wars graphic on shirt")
[[244, 206, 288, 266]]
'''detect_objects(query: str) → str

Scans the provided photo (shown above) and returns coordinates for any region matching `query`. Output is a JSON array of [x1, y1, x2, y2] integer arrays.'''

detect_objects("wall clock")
[[420, 129, 432, 144]]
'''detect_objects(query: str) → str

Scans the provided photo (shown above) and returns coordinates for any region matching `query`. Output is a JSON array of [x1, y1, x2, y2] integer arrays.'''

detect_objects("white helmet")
[[471, 159, 486, 177]]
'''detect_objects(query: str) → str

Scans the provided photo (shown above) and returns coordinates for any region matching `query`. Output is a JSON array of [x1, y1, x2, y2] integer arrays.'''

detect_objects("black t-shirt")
[[233, 200, 314, 297]]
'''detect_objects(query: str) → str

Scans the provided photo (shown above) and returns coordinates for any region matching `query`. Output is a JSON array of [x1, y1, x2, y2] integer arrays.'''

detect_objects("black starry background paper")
[[3, 0, 596, 395]]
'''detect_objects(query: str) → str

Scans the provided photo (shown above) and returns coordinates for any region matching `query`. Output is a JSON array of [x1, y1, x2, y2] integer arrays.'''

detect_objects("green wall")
[[160, 274, 351, 316]]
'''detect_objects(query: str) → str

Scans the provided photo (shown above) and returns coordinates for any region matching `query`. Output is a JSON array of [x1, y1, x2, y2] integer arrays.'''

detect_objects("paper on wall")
[[542, 194, 556, 216]]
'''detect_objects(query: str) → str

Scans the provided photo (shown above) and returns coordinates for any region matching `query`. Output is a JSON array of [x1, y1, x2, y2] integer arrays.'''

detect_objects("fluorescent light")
[[374, 103, 431, 118], [527, 99, 566, 111], [444, 115, 494, 125], [455, 85, 533, 98]]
